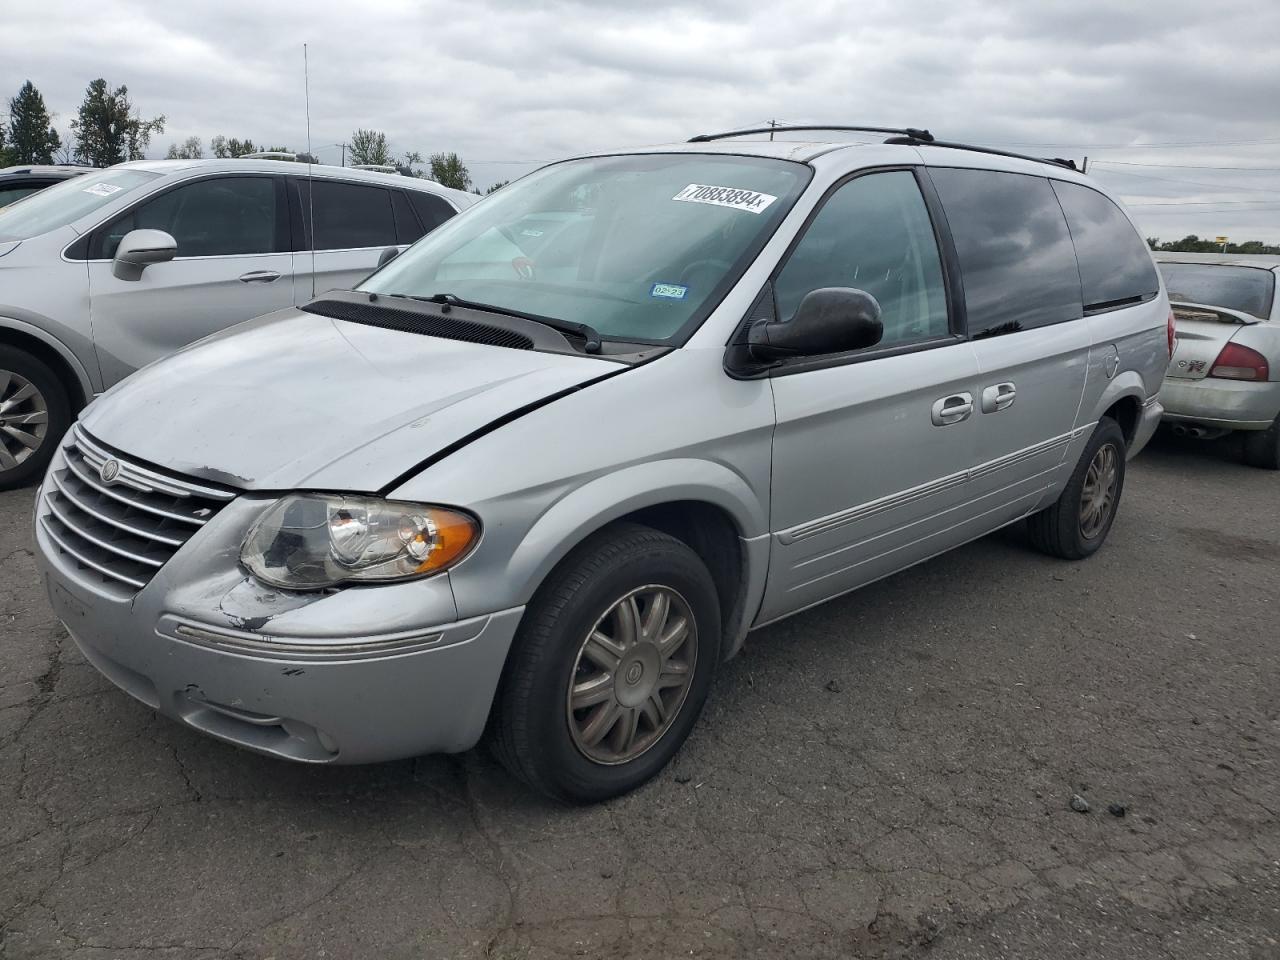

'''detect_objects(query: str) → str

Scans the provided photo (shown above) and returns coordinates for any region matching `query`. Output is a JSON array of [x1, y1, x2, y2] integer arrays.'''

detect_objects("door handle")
[[238, 270, 281, 283], [981, 382, 1017, 413], [931, 392, 974, 426]]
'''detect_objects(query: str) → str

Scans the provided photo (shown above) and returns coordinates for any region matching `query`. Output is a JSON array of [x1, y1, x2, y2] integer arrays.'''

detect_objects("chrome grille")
[[40, 425, 236, 596]]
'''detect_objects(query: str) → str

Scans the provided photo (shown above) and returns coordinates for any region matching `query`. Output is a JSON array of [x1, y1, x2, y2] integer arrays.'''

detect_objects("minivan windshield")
[[0, 169, 160, 241], [1159, 262, 1276, 320], [362, 154, 810, 343]]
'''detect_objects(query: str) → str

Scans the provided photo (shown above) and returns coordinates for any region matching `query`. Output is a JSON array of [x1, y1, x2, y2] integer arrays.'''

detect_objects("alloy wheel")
[[566, 584, 698, 765], [1079, 442, 1119, 539], [0, 369, 49, 472]]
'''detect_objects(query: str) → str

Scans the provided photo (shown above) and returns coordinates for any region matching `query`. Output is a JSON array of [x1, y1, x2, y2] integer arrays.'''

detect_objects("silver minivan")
[[33, 127, 1170, 801], [0, 158, 474, 487]]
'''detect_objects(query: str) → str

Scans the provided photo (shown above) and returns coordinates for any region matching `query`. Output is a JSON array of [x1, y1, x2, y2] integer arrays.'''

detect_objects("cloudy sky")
[[5, 0, 1279, 242]]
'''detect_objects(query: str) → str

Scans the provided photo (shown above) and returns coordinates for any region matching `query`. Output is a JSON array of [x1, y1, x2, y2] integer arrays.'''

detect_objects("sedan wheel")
[[0, 369, 50, 472]]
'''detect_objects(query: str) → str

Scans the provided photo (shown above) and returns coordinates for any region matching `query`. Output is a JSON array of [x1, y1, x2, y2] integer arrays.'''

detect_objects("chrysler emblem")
[[99, 459, 120, 483]]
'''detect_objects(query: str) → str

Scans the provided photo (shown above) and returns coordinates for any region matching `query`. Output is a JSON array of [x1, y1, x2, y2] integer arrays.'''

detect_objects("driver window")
[[100, 177, 278, 259], [774, 171, 948, 350]]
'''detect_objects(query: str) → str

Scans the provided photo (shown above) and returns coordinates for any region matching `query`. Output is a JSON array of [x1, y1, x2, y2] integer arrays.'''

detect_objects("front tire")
[[1242, 417, 1280, 470], [489, 522, 721, 803], [1028, 417, 1127, 560], [0, 346, 71, 491]]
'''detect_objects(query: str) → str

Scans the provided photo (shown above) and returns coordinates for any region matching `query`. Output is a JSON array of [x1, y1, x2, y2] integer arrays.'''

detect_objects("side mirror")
[[748, 287, 883, 362], [376, 246, 400, 269], [112, 229, 177, 281]]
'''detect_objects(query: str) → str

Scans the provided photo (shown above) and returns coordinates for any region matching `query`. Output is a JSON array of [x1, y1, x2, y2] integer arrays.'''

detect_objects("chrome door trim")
[[777, 423, 1094, 545]]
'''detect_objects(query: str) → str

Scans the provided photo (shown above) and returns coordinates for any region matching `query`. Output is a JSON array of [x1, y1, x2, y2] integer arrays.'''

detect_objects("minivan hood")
[[81, 309, 620, 491]]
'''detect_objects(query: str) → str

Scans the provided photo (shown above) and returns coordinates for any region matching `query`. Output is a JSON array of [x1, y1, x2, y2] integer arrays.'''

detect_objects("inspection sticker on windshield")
[[672, 183, 777, 214], [650, 282, 689, 300], [82, 182, 123, 197]]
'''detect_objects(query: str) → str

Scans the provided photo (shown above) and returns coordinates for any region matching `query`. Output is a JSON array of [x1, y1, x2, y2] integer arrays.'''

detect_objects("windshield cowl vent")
[[302, 298, 535, 350]]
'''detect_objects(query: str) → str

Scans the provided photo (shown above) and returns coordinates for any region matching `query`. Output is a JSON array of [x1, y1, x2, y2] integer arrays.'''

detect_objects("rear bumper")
[[1129, 395, 1164, 459], [1160, 376, 1280, 431]]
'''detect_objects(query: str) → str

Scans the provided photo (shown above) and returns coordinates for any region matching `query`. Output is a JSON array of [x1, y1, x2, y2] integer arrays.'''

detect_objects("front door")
[[87, 175, 294, 386], [759, 168, 984, 623]]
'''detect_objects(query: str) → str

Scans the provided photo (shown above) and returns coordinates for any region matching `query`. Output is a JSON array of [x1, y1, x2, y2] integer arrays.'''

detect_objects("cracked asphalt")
[[2, 430, 1278, 959]]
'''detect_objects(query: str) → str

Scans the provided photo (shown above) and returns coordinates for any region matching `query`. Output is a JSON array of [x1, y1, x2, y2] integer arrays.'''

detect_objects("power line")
[[988, 136, 1280, 150], [1126, 199, 1280, 206], [1092, 166, 1278, 194], [1093, 160, 1280, 172]]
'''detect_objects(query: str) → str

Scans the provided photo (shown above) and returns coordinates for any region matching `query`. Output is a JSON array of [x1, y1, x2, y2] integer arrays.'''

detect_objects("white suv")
[[0, 159, 475, 487]]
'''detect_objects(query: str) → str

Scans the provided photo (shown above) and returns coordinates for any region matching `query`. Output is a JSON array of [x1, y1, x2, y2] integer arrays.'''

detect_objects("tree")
[[396, 150, 424, 177], [484, 180, 509, 195], [6, 81, 62, 165], [428, 152, 471, 191], [71, 80, 164, 166], [210, 135, 256, 158], [0, 126, 8, 166], [1145, 237, 1159, 250], [349, 129, 390, 167], [165, 135, 204, 160]]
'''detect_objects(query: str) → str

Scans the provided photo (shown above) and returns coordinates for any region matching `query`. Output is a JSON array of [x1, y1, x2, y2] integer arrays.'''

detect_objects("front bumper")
[[33, 464, 523, 765], [1160, 376, 1280, 431]]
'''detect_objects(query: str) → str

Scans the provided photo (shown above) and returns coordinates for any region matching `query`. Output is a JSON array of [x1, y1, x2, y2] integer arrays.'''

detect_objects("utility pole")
[[768, 119, 778, 141], [1081, 156, 1088, 174], [340, 143, 346, 167]]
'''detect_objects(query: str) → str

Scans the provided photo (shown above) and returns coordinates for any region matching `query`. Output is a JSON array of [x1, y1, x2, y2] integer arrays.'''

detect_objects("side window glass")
[[774, 170, 949, 350], [928, 168, 1082, 337], [391, 190, 423, 244], [1051, 180, 1159, 310], [408, 191, 455, 234], [309, 181, 396, 249], [102, 177, 277, 259]]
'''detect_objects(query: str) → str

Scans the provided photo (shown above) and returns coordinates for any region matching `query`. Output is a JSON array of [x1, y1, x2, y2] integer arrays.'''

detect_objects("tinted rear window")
[[929, 167, 1082, 338], [1052, 181, 1159, 311], [309, 180, 396, 249], [1158, 262, 1276, 320], [408, 190, 455, 233]]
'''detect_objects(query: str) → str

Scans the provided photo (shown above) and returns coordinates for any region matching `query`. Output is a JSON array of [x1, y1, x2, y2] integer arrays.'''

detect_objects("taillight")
[[1210, 342, 1270, 381], [1167, 309, 1176, 357]]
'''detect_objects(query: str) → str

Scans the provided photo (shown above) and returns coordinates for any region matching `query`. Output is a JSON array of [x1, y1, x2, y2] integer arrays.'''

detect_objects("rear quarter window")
[[928, 167, 1083, 338], [1051, 180, 1159, 311]]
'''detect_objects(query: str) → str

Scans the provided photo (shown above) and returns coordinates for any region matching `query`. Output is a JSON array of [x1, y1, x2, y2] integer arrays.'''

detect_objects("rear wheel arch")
[[1102, 394, 1141, 447]]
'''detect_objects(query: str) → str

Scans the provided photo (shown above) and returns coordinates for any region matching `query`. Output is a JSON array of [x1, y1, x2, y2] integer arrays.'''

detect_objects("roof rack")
[[350, 163, 399, 174], [686, 125, 1078, 171], [689, 125, 935, 144], [240, 151, 299, 161]]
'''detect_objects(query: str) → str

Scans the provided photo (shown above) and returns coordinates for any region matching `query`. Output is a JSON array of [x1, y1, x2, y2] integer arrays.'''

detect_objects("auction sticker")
[[82, 182, 123, 197], [673, 183, 777, 214]]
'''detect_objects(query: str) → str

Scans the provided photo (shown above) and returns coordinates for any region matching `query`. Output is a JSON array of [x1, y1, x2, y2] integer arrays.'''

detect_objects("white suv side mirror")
[[112, 229, 177, 281]]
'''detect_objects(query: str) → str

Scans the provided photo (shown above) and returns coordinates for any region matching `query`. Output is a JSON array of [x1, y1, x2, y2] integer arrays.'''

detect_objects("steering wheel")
[[495, 225, 536, 280], [678, 258, 734, 286]]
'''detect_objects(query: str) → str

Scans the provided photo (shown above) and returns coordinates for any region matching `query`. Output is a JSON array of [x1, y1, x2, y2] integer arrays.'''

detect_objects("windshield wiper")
[[408, 293, 603, 354]]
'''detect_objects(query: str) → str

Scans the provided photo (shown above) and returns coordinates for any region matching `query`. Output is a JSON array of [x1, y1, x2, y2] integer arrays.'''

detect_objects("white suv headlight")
[[241, 494, 479, 589]]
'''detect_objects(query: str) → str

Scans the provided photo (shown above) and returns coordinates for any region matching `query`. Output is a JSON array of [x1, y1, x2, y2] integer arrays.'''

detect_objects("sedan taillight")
[[1210, 342, 1270, 381], [1167, 309, 1176, 358]]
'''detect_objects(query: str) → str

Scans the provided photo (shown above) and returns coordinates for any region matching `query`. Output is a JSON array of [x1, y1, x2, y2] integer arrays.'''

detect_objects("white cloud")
[[3, 0, 1277, 239]]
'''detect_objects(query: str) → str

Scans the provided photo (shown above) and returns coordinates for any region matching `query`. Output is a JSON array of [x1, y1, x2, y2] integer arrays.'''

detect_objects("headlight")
[[241, 494, 479, 589]]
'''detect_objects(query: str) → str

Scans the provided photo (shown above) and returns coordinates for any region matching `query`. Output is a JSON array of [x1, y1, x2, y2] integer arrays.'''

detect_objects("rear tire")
[[1028, 417, 1127, 561], [1242, 417, 1280, 470], [0, 346, 71, 491], [489, 522, 721, 803]]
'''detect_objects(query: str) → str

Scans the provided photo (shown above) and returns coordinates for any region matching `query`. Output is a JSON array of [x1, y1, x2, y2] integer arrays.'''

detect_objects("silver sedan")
[[1157, 254, 1280, 468]]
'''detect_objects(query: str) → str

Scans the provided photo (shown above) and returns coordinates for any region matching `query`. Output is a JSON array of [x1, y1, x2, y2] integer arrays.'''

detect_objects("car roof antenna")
[[303, 42, 316, 300]]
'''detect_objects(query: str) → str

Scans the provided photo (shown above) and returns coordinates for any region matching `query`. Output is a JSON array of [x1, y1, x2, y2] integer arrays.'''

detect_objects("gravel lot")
[[2, 431, 1278, 959]]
